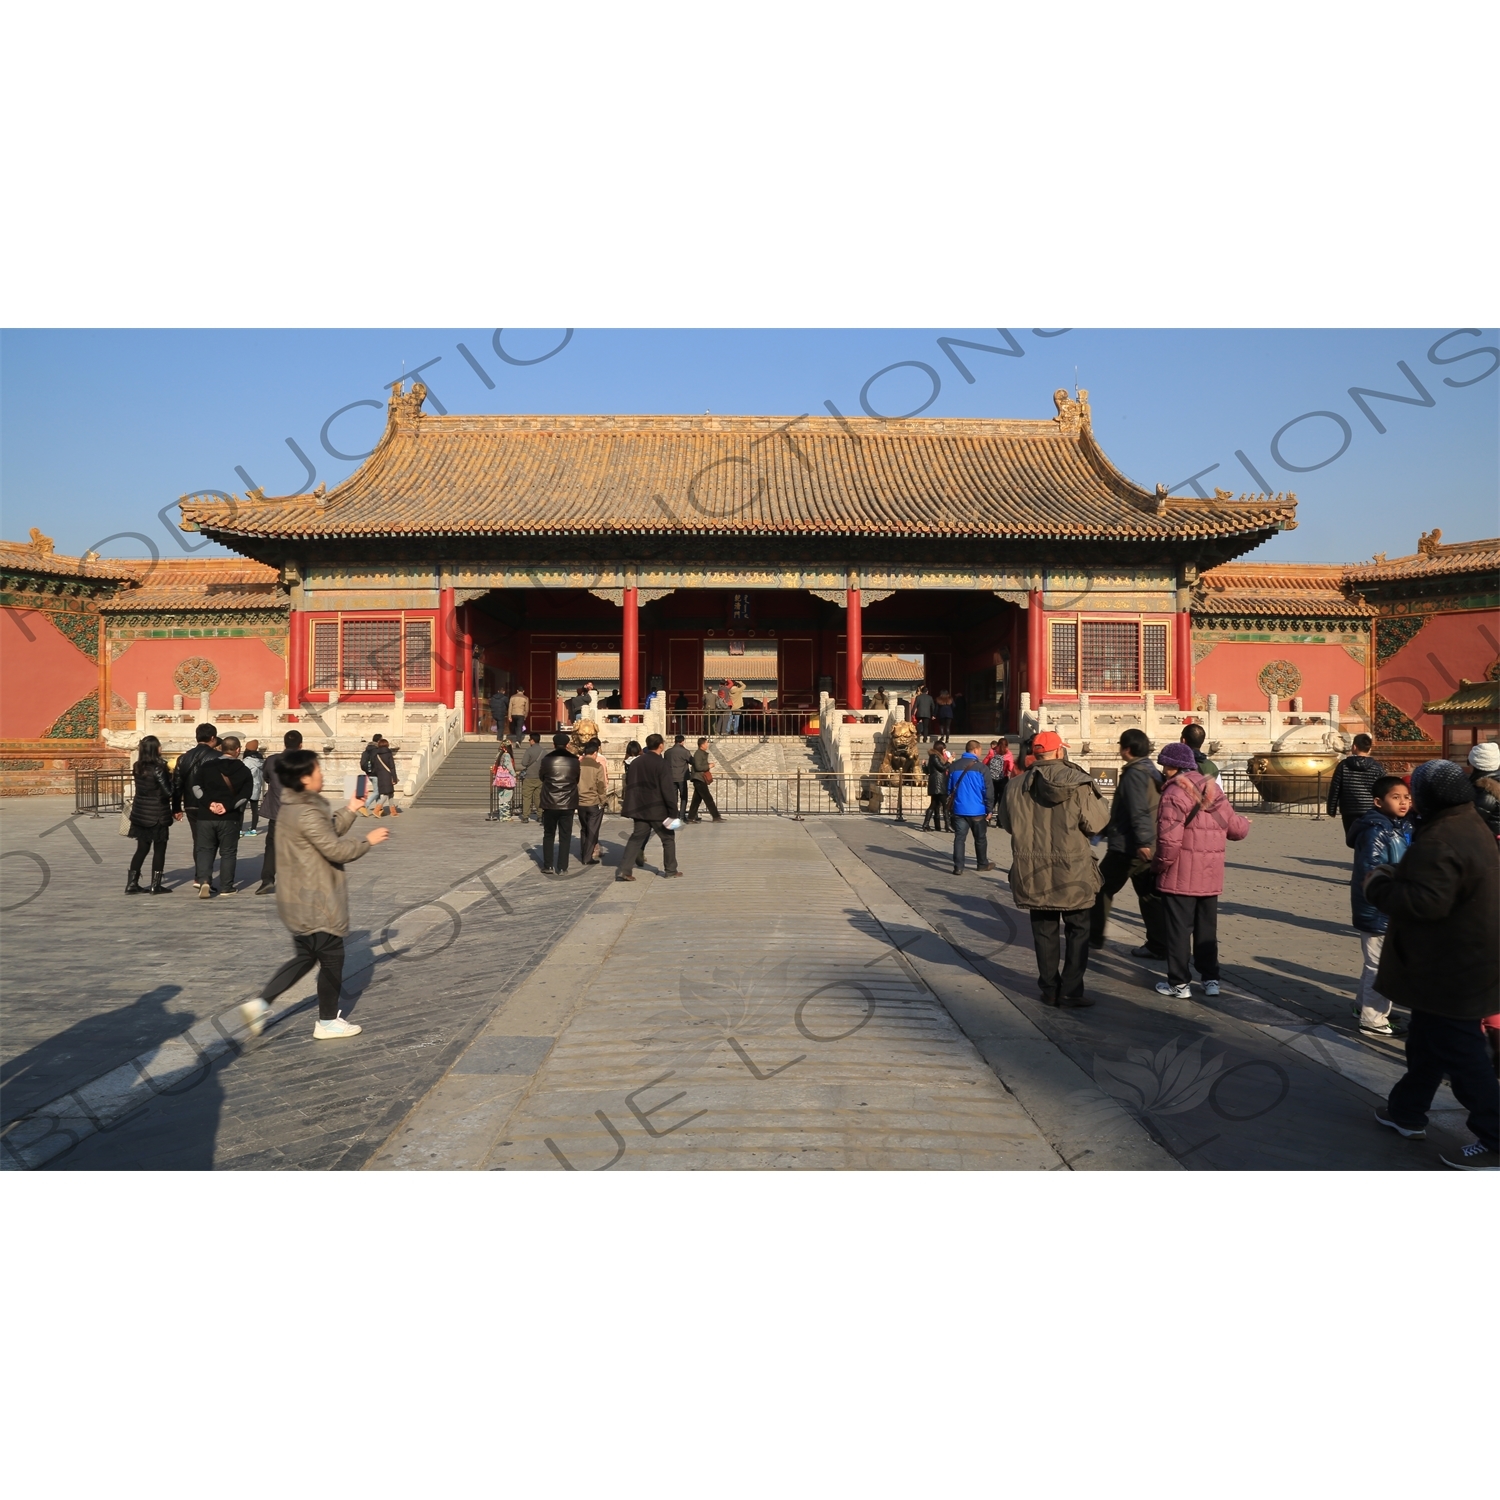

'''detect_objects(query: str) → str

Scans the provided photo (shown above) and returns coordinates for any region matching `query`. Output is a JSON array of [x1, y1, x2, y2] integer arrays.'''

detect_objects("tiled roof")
[[1423, 678, 1499, 715], [1344, 533, 1500, 584], [99, 557, 286, 612], [0, 538, 139, 582], [1195, 563, 1375, 619], [179, 386, 1298, 545]]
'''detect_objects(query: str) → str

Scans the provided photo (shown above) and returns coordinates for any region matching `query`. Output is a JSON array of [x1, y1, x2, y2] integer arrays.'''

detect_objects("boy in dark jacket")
[[1347, 774, 1413, 1036], [1091, 728, 1168, 958], [1368, 758, 1499, 1169]]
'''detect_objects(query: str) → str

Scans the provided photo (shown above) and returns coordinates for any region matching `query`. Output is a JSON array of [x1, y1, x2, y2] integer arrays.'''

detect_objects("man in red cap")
[[996, 729, 1110, 1007]]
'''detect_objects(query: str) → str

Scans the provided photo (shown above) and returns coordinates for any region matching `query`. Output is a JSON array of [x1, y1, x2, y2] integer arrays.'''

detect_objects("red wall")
[[1377, 608, 1500, 738], [1195, 640, 1367, 714], [110, 637, 288, 709], [0, 605, 99, 738]]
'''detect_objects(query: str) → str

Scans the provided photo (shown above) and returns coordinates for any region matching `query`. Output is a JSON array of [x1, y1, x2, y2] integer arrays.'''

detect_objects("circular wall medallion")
[[174, 656, 220, 696], [1257, 659, 1302, 700]]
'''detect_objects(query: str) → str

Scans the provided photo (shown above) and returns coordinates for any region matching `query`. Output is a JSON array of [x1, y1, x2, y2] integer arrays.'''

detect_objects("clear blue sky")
[[2, 328, 1495, 565]]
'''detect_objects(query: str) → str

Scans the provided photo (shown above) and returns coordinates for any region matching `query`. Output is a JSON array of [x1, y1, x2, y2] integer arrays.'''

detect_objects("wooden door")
[[668, 637, 702, 706], [780, 637, 814, 708], [529, 649, 556, 732]]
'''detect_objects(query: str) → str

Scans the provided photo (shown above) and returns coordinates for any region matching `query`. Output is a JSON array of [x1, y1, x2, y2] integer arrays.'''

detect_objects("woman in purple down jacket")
[[1152, 741, 1250, 999]]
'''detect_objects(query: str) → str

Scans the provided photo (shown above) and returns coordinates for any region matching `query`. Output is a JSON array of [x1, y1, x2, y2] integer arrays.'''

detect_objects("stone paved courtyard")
[[0, 793, 1472, 1170]]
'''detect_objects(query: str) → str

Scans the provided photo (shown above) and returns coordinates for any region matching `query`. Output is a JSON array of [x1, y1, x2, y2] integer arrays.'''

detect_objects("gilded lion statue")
[[568, 717, 600, 755], [880, 718, 920, 783]]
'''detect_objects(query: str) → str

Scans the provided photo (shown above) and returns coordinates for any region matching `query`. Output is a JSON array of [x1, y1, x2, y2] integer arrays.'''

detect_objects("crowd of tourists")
[[118, 707, 1498, 1161], [910, 720, 1498, 1169]]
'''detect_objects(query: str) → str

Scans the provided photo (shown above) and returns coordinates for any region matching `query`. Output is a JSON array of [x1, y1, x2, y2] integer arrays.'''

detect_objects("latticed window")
[[403, 620, 433, 689], [341, 619, 403, 692], [311, 621, 340, 691], [1081, 620, 1140, 693], [1049, 621, 1078, 692], [1142, 623, 1169, 692], [308, 615, 436, 694]]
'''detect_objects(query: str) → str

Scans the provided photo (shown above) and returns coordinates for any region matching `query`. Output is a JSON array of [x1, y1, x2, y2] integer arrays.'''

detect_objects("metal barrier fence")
[[482, 771, 919, 820], [664, 711, 817, 740], [1220, 767, 1328, 817], [75, 769, 131, 817], [477, 767, 1332, 823]]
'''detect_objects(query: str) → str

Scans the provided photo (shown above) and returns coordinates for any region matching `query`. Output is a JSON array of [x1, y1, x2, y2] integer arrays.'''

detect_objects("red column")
[[845, 586, 863, 709], [460, 605, 475, 731], [438, 586, 457, 707], [288, 609, 309, 704], [1175, 610, 1194, 709], [1027, 590, 1045, 703], [621, 587, 640, 708]]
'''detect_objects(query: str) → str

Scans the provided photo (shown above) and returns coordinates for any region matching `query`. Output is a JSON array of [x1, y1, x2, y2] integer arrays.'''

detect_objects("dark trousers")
[[541, 808, 575, 872], [246, 799, 260, 832], [1388, 1010, 1500, 1150], [260, 818, 277, 884], [1161, 892, 1219, 986], [1030, 908, 1092, 1004], [262, 930, 346, 1021], [619, 817, 678, 874], [128, 823, 170, 877], [1091, 848, 1167, 953], [509, 716, 525, 736], [678, 777, 691, 816], [936, 714, 953, 741], [194, 817, 238, 889], [922, 793, 948, 831], [577, 805, 604, 863], [688, 781, 719, 819], [952, 813, 988, 871]]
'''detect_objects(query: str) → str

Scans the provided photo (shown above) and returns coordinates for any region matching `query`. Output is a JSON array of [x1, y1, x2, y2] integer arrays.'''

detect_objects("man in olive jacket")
[[996, 730, 1110, 1008], [237, 749, 388, 1041], [1368, 758, 1498, 1167]]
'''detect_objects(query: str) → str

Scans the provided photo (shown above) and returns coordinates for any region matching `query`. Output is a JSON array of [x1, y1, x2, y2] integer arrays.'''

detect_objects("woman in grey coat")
[[237, 749, 389, 1041]]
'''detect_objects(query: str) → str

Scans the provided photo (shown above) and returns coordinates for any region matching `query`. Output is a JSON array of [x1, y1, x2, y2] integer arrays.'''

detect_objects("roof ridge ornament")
[[1052, 388, 1091, 431], [388, 381, 427, 423], [1417, 527, 1443, 555]]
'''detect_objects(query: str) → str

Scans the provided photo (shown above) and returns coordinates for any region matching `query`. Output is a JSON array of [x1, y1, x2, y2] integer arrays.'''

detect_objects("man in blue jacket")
[[947, 739, 995, 875], [1348, 774, 1413, 1035]]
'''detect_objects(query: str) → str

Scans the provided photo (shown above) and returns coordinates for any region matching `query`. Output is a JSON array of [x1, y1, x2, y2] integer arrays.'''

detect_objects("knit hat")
[[1410, 757, 1476, 816], [1157, 741, 1198, 771], [1469, 741, 1500, 773]]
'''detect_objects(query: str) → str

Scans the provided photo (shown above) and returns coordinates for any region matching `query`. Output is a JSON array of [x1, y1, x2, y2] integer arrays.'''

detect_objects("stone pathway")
[[371, 816, 1125, 1170]]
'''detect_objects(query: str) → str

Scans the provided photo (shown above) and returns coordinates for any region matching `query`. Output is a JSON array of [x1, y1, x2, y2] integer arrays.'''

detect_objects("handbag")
[[701, 768, 714, 785], [118, 797, 135, 837]]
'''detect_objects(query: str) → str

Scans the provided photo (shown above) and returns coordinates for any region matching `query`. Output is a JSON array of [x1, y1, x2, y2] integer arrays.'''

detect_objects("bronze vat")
[[1247, 751, 1340, 803]]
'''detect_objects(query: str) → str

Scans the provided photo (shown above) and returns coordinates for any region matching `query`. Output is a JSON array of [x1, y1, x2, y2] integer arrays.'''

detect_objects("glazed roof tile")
[[1195, 563, 1375, 619], [0, 538, 139, 582], [178, 387, 1298, 545], [1345, 534, 1500, 584], [99, 557, 286, 612], [1423, 678, 1499, 715]]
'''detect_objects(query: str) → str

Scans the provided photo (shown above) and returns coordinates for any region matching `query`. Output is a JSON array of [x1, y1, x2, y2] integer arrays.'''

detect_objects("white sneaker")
[[1155, 981, 1191, 999], [238, 998, 271, 1036], [1360, 1017, 1396, 1037], [313, 1012, 362, 1040], [1202, 980, 1221, 997]]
